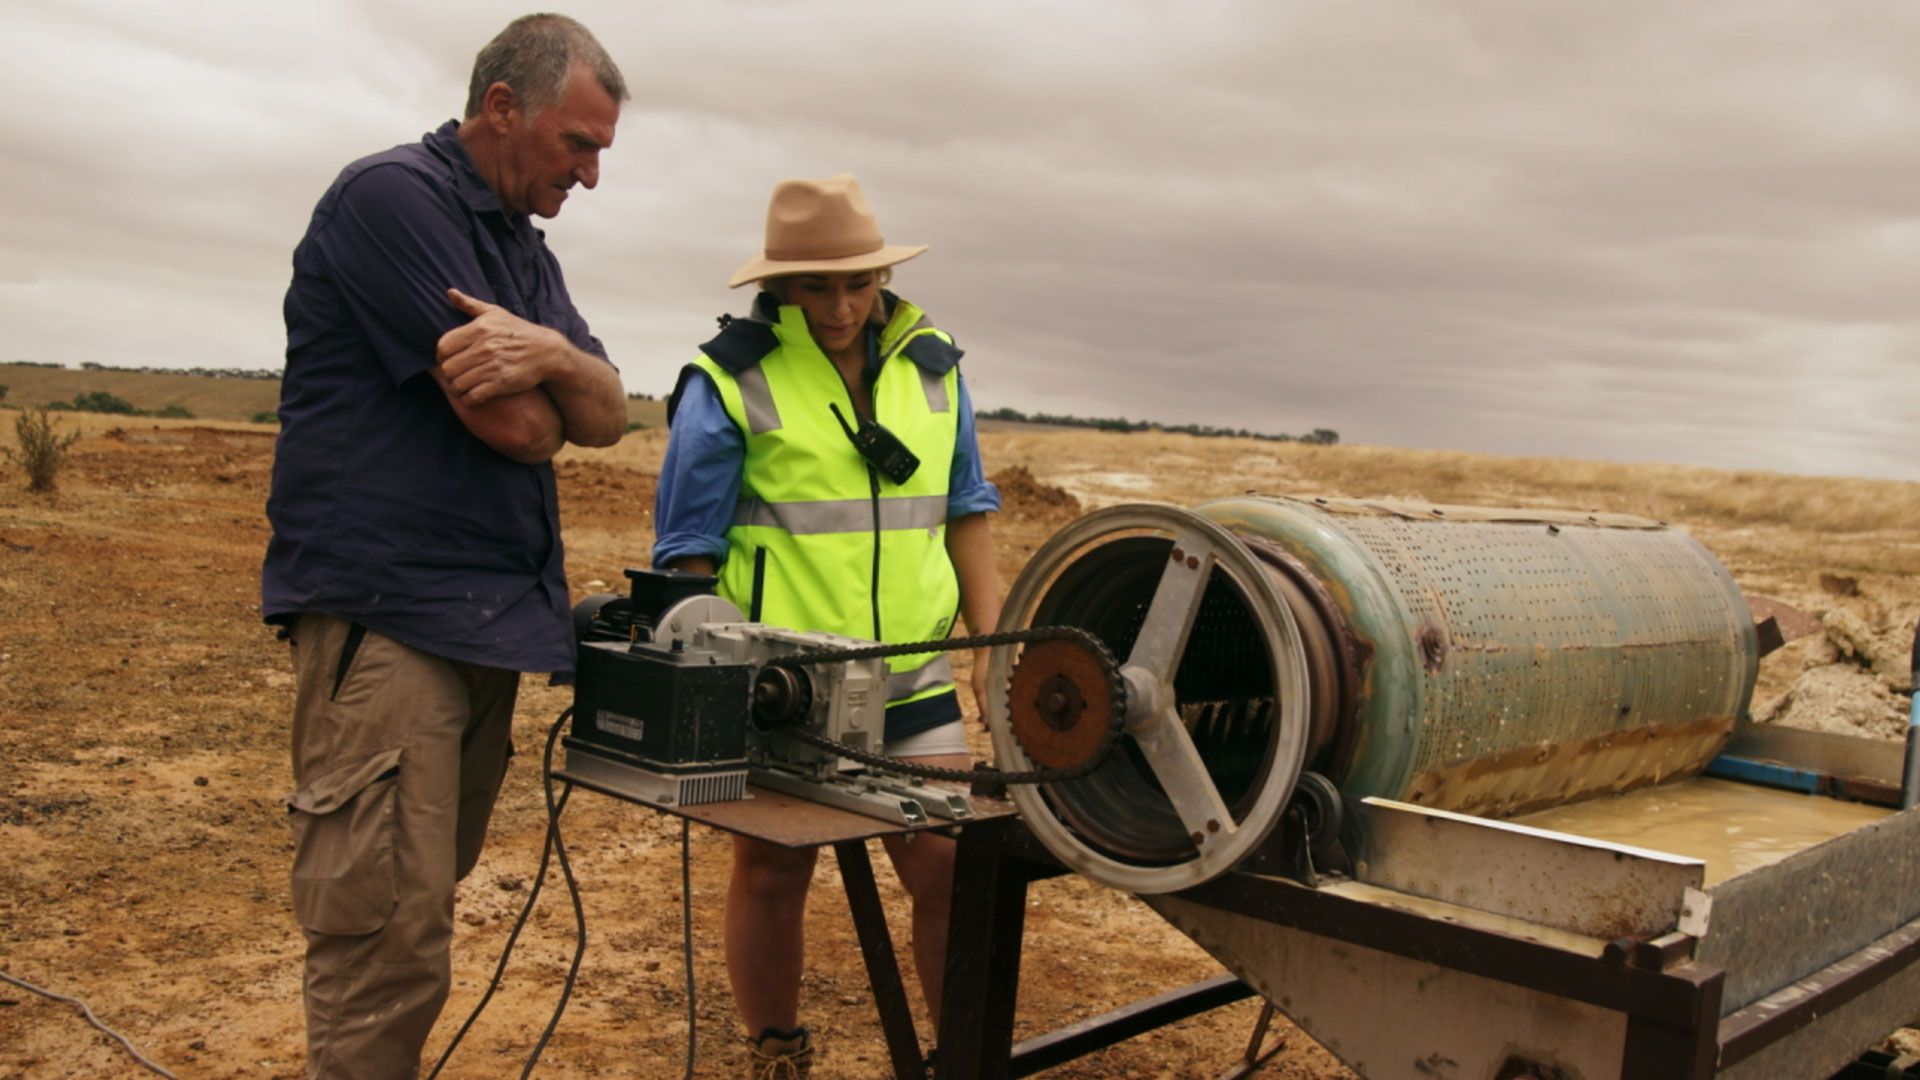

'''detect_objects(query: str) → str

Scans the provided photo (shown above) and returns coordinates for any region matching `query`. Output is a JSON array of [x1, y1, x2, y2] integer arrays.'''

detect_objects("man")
[[261, 14, 628, 1076]]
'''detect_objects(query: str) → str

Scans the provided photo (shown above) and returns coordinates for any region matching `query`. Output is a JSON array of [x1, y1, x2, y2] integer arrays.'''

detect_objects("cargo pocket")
[[285, 746, 403, 936]]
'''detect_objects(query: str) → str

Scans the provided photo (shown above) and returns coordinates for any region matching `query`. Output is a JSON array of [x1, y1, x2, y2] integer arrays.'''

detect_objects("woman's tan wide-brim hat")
[[728, 174, 928, 288]]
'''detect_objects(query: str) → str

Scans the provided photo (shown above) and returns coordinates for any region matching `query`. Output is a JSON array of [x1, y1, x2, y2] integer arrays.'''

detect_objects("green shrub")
[[5, 408, 82, 492], [68, 390, 139, 415], [0, 384, 9, 401], [154, 404, 194, 419], [251, 411, 280, 424]]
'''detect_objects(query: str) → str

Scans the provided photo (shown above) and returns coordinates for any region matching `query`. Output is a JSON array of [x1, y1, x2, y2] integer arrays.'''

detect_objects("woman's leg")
[[878, 750, 971, 1022], [725, 833, 819, 1036]]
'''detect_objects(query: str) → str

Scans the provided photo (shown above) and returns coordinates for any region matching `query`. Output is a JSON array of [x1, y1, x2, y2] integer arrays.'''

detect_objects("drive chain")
[[764, 625, 1129, 786]]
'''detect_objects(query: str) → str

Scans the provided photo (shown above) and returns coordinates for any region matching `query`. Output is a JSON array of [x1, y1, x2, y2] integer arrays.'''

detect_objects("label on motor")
[[597, 710, 645, 742]]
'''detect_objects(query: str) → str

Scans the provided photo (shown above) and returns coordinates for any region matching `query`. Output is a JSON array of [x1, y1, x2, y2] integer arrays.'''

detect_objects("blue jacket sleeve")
[[653, 369, 743, 567], [948, 373, 1001, 518]]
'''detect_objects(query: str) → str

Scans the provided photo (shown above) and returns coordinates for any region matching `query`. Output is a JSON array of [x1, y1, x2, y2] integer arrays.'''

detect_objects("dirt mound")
[[79, 423, 275, 492], [1756, 602, 1918, 737], [1820, 606, 1920, 692], [1756, 664, 1909, 738], [990, 464, 1080, 523], [103, 425, 276, 448]]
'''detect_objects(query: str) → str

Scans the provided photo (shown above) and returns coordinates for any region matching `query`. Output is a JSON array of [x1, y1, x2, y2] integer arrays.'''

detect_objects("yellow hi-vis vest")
[[688, 296, 963, 716]]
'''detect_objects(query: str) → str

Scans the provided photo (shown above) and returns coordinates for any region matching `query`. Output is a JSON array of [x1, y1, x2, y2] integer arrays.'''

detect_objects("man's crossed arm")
[[432, 287, 627, 463]]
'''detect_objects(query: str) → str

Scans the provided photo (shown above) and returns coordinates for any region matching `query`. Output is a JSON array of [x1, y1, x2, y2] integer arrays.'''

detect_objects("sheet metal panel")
[[1352, 797, 1704, 940], [1149, 893, 1630, 1080], [1699, 805, 1920, 1012], [1720, 722, 1906, 788], [1718, 917, 1920, 1079]]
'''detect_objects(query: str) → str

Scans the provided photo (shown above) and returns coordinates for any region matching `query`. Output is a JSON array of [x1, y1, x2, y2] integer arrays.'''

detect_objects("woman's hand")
[[969, 646, 993, 726]]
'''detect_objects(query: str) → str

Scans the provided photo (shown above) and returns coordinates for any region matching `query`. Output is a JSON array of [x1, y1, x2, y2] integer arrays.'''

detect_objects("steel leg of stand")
[[1216, 1000, 1283, 1080], [836, 840, 926, 1079], [934, 832, 1034, 1079]]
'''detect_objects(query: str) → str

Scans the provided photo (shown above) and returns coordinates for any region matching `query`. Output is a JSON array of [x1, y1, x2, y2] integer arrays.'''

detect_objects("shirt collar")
[[750, 290, 898, 377], [424, 119, 514, 218]]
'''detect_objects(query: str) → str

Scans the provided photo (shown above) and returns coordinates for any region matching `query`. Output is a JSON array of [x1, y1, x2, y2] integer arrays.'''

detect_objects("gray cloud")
[[1, 0, 1915, 481]]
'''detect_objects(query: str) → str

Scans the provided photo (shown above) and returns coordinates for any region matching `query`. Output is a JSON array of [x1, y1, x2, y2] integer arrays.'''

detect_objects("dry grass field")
[[1, 399, 1917, 1078]]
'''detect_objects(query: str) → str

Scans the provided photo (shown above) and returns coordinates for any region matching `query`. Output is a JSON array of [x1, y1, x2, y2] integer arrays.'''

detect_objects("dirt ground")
[[2, 414, 1917, 1078]]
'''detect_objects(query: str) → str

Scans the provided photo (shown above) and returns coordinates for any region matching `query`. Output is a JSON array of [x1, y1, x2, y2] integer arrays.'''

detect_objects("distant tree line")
[[75, 361, 280, 380], [979, 405, 1338, 446]]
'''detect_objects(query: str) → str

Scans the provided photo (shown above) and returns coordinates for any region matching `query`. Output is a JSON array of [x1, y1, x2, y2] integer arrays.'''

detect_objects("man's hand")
[[436, 288, 564, 406], [436, 287, 628, 448]]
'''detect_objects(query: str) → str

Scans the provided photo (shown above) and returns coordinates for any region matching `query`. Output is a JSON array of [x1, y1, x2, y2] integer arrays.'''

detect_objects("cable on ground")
[[427, 709, 574, 1079], [0, 968, 178, 1079], [681, 817, 696, 1080], [520, 707, 588, 1077]]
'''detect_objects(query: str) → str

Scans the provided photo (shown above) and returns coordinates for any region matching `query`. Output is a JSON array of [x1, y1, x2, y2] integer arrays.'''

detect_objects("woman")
[[652, 174, 1002, 1078]]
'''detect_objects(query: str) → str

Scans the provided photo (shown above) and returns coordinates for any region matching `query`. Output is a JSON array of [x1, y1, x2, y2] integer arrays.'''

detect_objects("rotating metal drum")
[[988, 496, 1758, 895]]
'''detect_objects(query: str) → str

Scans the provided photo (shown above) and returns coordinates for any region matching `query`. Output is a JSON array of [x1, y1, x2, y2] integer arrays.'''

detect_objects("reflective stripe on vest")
[[736, 365, 783, 435], [691, 297, 962, 709], [733, 494, 948, 535], [889, 654, 952, 700]]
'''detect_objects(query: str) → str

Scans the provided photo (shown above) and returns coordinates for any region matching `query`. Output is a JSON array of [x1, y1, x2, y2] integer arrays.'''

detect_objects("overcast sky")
[[4, 1, 1916, 480]]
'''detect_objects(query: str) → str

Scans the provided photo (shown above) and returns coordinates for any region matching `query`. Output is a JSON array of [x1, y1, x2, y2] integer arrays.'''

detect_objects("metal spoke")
[[1133, 705, 1238, 847], [1125, 530, 1218, 684]]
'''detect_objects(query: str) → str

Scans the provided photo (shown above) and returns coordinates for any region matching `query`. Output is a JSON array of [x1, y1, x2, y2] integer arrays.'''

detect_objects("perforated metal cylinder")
[[1004, 497, 1758, 831], [1194, 496, 1757, 816]]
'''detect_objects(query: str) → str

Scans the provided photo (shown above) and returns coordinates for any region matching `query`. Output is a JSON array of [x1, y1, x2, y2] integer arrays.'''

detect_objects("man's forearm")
[[435, 288, 627, 448], [542, 341, 628, 448], [431, 368, 565, 463]]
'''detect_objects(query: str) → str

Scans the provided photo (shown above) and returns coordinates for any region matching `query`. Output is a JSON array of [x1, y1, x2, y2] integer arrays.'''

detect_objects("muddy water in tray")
[[1515, 777, 1889, 887]]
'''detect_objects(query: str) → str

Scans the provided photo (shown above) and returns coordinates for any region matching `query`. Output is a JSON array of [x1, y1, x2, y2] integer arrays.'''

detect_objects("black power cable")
[[681, 818, 696, 1080], [0, 969, 178, 1077], [432, 707, 708, 1079], [522, 707, 588, 1077], [427, 709, 577, 1079]]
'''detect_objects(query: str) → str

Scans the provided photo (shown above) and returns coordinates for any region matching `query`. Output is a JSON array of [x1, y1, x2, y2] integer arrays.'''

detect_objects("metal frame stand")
[[929, 814, 1859, 1080], [835, 838, 928, 1079], [934, 816, 1267, 1079], [551, 772, 967, 1079]]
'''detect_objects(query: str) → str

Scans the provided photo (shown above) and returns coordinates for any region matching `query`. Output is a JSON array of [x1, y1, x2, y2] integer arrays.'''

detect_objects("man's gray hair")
[[463, 13, 628, 120]]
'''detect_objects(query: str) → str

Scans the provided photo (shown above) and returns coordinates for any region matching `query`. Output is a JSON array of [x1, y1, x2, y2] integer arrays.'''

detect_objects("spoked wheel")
[[988, 504, 1314, 894]]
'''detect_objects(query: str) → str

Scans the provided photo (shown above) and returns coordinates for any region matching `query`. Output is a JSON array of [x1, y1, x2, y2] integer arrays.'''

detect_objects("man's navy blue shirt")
[[263, 120, 610, 677]]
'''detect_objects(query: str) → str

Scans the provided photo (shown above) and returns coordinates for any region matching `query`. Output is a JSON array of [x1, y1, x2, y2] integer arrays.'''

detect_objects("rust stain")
[[1399, 714, 1736, 819], [1417, 624, 1448, 673]]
